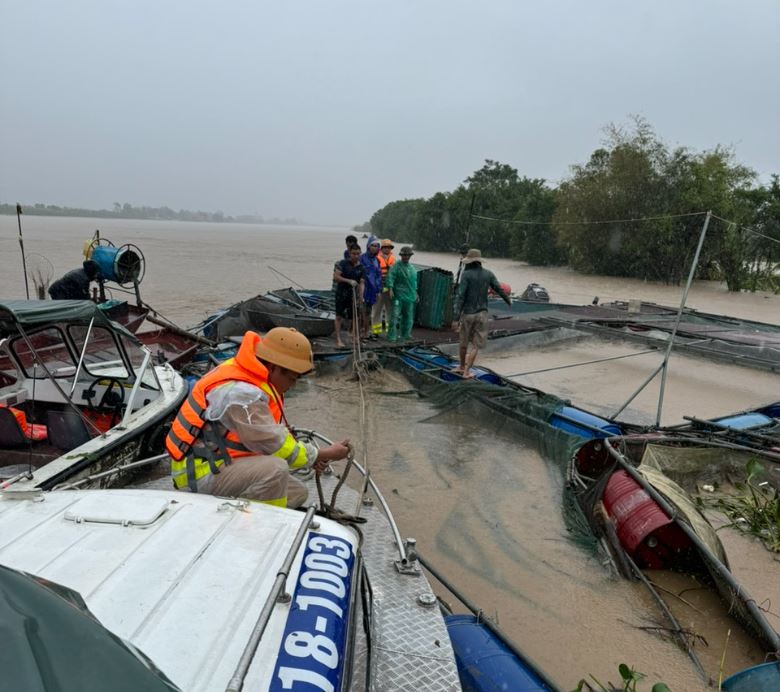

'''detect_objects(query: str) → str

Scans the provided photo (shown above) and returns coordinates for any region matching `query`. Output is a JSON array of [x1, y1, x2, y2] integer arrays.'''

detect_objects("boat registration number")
[[270, 531, 355, 692]]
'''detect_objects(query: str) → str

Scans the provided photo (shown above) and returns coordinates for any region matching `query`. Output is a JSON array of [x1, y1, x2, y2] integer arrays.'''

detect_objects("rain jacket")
[[385, 261, 417, 302], [360, 235, 383, 304], [167, 332, 316, 493]]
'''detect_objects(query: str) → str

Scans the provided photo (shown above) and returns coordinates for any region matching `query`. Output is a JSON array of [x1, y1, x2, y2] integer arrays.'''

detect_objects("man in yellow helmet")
[[166, 328, 349, 507]]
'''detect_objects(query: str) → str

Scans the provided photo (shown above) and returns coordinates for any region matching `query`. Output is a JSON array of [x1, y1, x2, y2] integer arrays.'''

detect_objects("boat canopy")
[[0, 564, 179, 691], [0, 300, 136, 341]]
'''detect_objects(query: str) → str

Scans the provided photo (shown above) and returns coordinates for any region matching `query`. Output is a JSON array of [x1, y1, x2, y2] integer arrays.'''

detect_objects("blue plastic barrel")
[[721, 661, 780, 691], [445, 614, 552, 691], [91, 246, 122, 282], [549, 405, 622, 439], [91, 245, 141, 283], [761, 402, 780, 419], [712, 412, 773, 430]]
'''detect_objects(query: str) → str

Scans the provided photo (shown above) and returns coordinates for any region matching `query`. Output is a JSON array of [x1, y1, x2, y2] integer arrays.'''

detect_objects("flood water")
[[2, 216, 779, 689]]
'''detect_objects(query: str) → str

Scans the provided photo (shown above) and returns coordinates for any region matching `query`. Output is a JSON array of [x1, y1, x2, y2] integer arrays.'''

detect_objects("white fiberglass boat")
[[0, 440, 463, 691]]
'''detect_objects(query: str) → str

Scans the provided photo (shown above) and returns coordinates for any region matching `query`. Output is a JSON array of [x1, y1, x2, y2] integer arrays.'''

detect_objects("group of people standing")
[[161, 236, 512, 512], [332, 234, 418, 348]]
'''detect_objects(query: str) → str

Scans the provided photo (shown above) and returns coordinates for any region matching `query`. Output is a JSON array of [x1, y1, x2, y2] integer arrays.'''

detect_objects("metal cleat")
[[394, 537, 422, 576]]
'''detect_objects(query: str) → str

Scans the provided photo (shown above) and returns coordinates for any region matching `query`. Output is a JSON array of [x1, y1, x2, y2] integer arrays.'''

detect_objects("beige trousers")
[[371, 290, 393, 331], [201, 455, 308, 508]]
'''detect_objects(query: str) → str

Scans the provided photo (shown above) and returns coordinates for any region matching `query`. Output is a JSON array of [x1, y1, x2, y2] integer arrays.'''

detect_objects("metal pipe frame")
[[225, 506, 317, 692], [656, 211, 712, 425], [14, 324, 102, 436], [120, 346, 152, 428], [292, 427, 408, 564], [69, 316, 95, 397], [53, 453, 169, 490]]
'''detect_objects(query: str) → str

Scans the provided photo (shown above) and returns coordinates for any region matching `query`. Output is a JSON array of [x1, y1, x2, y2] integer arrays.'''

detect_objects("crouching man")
[[166, 328, 349, 507]]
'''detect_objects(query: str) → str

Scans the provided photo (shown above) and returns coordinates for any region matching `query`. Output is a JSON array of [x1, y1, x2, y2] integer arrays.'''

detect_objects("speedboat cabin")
[[0, 300, 185, 490]]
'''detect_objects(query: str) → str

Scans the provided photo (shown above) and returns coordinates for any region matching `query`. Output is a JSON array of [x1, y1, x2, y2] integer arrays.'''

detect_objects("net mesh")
[[383, 357, 599, 551]]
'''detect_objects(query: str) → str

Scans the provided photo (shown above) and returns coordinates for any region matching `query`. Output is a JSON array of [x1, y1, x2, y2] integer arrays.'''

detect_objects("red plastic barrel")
[[602, 470, 691, 569], [488, 282, 512, 297]]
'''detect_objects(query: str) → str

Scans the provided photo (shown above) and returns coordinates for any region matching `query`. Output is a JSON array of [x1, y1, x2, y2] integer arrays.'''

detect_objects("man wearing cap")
[[360, 235, 383, 339], [371, 238, 396, 335], [452, 249, 511, 377], [166, 328, 350, 507], [385, 246, 418, 342]]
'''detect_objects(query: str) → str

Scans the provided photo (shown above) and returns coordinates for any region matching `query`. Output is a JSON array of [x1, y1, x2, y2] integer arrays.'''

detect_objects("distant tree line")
[[365, 118, 779, 292], [0, 201, 301, 226]]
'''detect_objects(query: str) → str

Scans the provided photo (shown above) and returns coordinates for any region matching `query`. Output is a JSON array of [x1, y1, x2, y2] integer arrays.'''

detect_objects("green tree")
[[554, 118, 758, 288]]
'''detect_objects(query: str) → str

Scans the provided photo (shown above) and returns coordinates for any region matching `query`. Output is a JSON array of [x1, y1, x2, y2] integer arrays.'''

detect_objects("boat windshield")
[[68, 325, 130, 379], [11, 326, 79, 378]]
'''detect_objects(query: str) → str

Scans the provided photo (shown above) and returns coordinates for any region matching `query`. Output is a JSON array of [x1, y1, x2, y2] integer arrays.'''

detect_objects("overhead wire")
[[709, 213, 780, 245], [470, 210, 708, 226]]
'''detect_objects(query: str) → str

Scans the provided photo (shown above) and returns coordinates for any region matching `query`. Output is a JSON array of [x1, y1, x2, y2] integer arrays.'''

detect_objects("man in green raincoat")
[[385, 246, 418, 342]]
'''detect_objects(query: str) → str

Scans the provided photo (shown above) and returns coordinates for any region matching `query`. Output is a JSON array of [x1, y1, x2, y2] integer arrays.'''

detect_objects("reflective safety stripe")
[[289, 442, 308, 469], [274, 434, 308, 469], [276, 434, 297, 459], [171, 458, 288, 507], [171, 455, 226, 489], [257, 496, 286, 508]]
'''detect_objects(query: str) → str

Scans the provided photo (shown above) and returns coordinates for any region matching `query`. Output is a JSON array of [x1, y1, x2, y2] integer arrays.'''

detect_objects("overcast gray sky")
[[1, 0, 778, 225]]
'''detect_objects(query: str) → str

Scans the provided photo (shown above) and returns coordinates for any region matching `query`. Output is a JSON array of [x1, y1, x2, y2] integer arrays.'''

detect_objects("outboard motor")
[[520, 283, 550, 303]]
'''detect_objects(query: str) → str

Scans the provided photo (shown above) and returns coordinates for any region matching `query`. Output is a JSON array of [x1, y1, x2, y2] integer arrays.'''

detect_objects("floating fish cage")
[[415, 267, 454, 330]]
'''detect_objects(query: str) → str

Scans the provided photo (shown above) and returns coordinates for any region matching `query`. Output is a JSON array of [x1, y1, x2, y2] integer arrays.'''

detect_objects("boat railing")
[[292, 426, 409, 565], [69, 316, 95, 396], [225, 505, 317, 692], [119, 346, 152, 428]]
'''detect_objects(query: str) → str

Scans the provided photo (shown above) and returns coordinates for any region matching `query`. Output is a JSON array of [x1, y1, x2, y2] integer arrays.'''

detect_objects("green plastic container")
[[414, 267, 454, 329]]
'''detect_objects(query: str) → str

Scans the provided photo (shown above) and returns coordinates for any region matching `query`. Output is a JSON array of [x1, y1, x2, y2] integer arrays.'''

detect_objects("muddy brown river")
[[2, 216, 779, 689]]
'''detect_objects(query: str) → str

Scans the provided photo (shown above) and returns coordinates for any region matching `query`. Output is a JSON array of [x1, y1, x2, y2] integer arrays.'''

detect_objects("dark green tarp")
[[0, 300, 137, 342], [0, 564, 180, 692]]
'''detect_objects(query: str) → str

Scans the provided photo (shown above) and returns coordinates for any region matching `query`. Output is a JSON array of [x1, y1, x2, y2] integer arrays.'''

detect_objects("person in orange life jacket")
[[166, 329, 349, 508], [371, 239, 396, 335]]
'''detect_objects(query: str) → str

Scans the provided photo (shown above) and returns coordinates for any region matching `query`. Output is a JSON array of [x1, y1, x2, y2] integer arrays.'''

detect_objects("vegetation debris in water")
[[704, 459, 780, 553], [571, 662, 671, 692]]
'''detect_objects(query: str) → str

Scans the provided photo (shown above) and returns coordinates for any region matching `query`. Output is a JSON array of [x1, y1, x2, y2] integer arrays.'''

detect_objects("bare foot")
[[451, 367, 464, 375], [335, 341, 345, 348], [461, 372, 475, 380]]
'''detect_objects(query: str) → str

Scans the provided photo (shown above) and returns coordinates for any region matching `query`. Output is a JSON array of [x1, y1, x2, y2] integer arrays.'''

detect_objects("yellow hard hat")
[[254, 328, 314, 374]]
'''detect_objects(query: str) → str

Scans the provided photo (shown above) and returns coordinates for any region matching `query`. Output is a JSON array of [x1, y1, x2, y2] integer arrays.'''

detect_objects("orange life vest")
[[165, 332, 284, 463], [377, 252, 396, 280]]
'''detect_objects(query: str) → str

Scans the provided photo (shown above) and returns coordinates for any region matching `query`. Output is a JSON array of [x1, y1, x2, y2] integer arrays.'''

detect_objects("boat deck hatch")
[[64, 493, 171, 526]]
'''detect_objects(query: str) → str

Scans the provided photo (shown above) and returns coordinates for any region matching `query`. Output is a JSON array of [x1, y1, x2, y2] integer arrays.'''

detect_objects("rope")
[[308, 287, 373, 524], [349, 285, 373, 517], [314, 442, 366, 524], [505, 348, 658, 378]]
